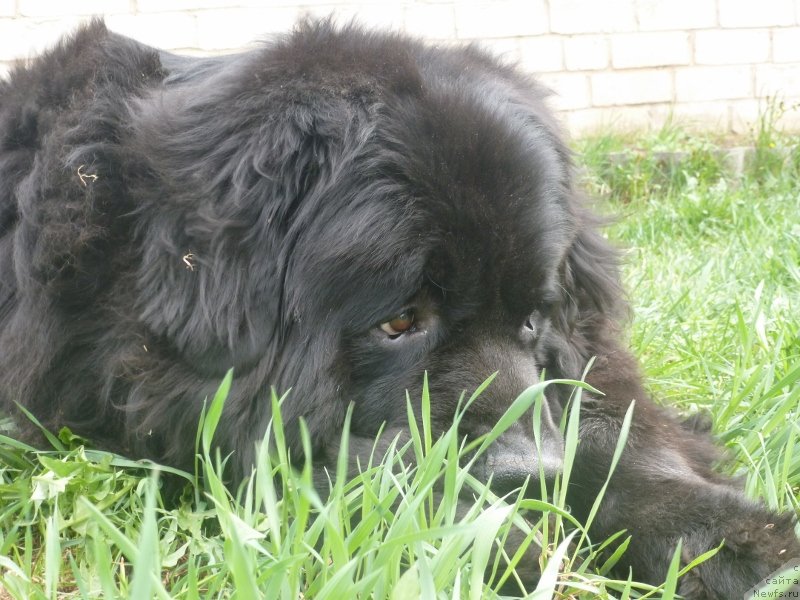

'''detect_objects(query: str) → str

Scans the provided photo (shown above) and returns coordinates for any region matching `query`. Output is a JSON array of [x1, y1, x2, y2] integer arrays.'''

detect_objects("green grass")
[[1, 119, 799, 598]]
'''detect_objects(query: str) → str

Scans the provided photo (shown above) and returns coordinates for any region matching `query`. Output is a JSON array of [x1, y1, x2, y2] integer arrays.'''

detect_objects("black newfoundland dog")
[[0, 19, 797, 597]]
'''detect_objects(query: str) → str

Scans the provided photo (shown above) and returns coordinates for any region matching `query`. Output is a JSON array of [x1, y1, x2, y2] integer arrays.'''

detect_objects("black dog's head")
[[1, 19, 623, 489], [6, 21, 800, 597], [127, 21, 625, 484]]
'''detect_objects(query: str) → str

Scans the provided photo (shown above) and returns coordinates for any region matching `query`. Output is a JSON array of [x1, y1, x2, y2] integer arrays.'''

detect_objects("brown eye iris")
[[380, 310, 415, 337]]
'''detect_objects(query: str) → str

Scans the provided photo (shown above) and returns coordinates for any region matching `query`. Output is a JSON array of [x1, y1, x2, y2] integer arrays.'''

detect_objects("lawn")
[[1, 117, 798, 599]]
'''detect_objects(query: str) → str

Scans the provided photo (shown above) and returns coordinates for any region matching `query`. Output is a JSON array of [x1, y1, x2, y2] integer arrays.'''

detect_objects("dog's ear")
[[7, 23, 163, 311], [550, 206, 627, 376], [12, 151, 121, 309], [132, 85, 363, 371]]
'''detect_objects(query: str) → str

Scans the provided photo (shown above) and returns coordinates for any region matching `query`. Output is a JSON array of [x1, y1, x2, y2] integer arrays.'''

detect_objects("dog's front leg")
[[568, 357, 800, 598]]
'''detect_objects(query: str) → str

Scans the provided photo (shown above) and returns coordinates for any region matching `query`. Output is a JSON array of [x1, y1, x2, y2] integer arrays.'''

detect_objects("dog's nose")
[[481, 427, 564, 496]]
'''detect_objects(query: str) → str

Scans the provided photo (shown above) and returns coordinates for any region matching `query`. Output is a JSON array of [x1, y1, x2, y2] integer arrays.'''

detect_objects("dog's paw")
[[678, 512, 800, 599]]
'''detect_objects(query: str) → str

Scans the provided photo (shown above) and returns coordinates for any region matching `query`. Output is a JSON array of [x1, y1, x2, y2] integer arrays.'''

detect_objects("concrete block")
[[18, 0, 128, 17], [106, 13, 199, 50], [549, 0, 636, 34], [694, 29, 770, 65], [591, 70, 673, 106], [755, 63, 800, 96], [668, 100, 733, 130], [611, 31, 690, 69], [727, 98, 771, 134], [540, 72, 591, 109], [773, 27, 800, 63], [0, 18, 84, 61], [718, 0, 794, 27], [636, 0, 717, 30], [564, 35, 609, 71], [479, 38, 521, 62], [675, 65, 753, 102], [137, 0, 243, 12], [195, 7, 300, 50], [0, 0, 16, 17], [319, 4, 406, 32], [404, 3, 456, 39], [560, 103, 674, 134], [455, 0, 548, 39], [518, 35, 563, 73]]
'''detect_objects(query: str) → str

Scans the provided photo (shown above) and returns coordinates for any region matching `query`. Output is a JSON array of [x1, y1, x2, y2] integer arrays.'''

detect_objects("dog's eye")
[[537, 298, 557, 317], [380, 310, 415, 337]]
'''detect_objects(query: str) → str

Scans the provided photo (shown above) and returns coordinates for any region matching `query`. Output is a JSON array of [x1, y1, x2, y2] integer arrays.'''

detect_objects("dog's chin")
[[483, 510, 558, 595]]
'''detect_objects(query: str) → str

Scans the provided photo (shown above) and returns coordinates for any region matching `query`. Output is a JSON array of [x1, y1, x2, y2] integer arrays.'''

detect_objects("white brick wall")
[[540, 72, 591, 110], [105, 13, 200, 50], [0, 17, 84, 61], [675, 65, 753, 102], [610, 32, 691, 69], [403, 3, 457, 39], [773, 27, 800, 63], [518, 36, 564, 73], [17, 0, 130, 18], [455, 0, 548, 38], [592, 70, 673, 106], [549, 0, 637, 34], [563, 35, 609, 71], [0, 0, 16, 18], [717, 0, 795, 28], [635, 0, 717, 31], [1, 0, 800, 134], [694, 30, 771, 66], [757, 64, 800, 97]]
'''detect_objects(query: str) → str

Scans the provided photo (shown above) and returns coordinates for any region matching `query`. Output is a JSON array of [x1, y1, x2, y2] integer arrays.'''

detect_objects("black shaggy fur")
[[1, 20, 797, 597]]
